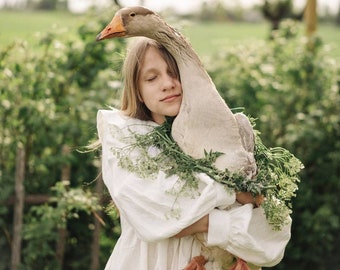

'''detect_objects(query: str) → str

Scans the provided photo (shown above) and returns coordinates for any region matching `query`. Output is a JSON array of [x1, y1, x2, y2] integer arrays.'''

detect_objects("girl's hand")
[[236, 192, 264, 207], [174, 215, 209, 238], [183, 255, 207, 270], [236, 192, 254, 204]]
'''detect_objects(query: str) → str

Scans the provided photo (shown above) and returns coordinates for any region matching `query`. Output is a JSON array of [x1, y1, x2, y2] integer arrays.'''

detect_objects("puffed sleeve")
[[207, 204, 291, 267], [97, 109, 236, 242]]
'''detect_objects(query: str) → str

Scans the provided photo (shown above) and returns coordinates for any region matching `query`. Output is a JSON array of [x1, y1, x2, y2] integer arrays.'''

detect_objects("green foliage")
[[22, 181, 100, 268], [0, 17, 125, 269], [110, 117, 302, 230], [208, 19, 340, 269]]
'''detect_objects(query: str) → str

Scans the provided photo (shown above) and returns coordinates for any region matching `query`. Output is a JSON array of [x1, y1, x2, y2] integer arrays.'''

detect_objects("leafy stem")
[[110, 116, 303, 230]]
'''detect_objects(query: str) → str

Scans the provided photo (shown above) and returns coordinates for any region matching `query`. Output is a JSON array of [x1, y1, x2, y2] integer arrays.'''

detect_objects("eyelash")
[[147, 76, 157, 82], [145, 71, 177, 82]]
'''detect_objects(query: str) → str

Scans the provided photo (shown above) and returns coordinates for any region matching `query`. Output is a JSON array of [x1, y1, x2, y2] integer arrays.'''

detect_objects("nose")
[[162, 74, 176, 91]]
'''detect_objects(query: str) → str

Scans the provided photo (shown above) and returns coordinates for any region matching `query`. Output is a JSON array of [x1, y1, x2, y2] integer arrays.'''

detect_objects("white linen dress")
[[97, 108, 292, 270]]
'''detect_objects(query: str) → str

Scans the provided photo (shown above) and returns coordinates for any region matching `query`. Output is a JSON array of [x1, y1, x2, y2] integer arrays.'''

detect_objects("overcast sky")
[[119, 0, 265, 12], [1, 0, 339, 15], [88, 0, 338, 14]]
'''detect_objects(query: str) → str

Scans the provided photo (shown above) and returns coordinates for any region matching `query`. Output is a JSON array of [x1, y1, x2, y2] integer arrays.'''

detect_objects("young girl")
[[97, 37, 291, 270]]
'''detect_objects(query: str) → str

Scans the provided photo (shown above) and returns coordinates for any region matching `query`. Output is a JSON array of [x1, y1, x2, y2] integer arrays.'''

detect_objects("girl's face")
[[138, 46, 182, 124]]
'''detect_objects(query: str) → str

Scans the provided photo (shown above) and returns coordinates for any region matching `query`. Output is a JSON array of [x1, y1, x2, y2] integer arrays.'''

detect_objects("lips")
[[160, 94, 181, 102]]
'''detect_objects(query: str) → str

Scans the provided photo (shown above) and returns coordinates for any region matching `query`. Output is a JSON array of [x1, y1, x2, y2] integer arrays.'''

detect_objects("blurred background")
[[0, 0, 339, 269]]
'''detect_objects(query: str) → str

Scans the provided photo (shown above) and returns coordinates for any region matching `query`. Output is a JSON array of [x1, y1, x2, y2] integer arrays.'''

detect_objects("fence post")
[[11, 144, 26, 270]]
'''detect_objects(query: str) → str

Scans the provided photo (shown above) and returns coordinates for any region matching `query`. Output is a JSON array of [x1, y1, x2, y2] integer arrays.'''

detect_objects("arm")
[[174, 205, 290, 267], [97, 109, 236, 241], [174, 215, 209, 238], [207, 205, 291, 267], [173, 192, 263, 238]]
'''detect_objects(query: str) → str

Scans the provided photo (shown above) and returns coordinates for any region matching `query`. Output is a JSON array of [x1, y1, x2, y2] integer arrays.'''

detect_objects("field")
[[0, 10, 339, 59]]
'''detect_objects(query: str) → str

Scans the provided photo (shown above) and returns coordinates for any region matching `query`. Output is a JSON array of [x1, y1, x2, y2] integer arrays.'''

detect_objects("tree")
[[262, 0, 293, 31], [336, 4, 340, 25], [36, 0, 57, 10]]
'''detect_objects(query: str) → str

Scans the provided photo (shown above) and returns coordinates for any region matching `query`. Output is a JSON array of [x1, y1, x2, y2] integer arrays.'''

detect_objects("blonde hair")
[[121, 37, 180, 121]]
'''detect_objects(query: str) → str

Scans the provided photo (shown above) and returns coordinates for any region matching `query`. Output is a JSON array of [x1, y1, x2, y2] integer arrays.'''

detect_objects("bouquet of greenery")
[[111, 116, 303, 231]]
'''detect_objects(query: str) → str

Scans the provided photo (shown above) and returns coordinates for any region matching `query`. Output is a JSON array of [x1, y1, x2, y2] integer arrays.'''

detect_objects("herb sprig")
[[110, 117, 303, 230]]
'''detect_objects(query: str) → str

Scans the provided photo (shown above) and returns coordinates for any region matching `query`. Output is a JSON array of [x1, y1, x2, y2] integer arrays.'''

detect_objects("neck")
[[146, 18, 201, 66], [145, 17, 214, 91]]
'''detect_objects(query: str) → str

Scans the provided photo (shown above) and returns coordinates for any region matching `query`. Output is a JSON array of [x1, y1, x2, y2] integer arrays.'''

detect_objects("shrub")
[[207, 20, 340, 269], [0, 18, 124, 269]]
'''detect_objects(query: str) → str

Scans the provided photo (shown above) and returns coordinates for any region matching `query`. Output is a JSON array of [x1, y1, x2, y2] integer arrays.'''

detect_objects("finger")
[[183, 262, 196, 270], [193, 255, 207, 265], [254, 194, 265, 207]]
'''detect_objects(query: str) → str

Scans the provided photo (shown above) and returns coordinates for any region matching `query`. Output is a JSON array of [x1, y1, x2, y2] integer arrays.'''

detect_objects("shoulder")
[[97, 108, 157, 140], [97, 108, 128, 130]]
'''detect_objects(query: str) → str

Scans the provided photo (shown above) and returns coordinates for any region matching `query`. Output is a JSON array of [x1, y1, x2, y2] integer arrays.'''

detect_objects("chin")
[[167, 110, 180, 117]]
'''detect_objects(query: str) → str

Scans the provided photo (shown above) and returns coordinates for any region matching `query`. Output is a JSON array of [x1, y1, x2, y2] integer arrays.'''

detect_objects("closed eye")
[[146, 75, 157, 82]]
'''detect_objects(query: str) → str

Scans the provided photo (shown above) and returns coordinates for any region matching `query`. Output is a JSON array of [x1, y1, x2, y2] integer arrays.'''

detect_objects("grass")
[[0, 10, 81, 44], [182, 21, 270, 56], [183, 21, 340, 60], [317, 23, 340, 59], [0, 10, 339, 60]]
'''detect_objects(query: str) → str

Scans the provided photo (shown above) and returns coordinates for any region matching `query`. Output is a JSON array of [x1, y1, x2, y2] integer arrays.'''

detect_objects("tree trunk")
[[112, 0, 121, 8], [90, 173, 104, 270], [304, 0, 317, 36], [11, 145, 26, 270], [55, 145, 71, 267], [55, 228, 67, 267]]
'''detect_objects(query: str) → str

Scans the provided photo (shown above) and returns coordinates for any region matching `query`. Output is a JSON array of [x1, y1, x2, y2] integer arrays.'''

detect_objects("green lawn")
[[0, 10, 339, 59], [183, 21, 269, 56], [0, 10, 80, 44], [183, 21, 340, 60]]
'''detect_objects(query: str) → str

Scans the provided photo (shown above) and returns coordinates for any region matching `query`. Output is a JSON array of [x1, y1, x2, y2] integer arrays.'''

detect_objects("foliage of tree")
[[262, 0, 293, 31], [0, 15, 124, 269], [207, 19, 340, 269]]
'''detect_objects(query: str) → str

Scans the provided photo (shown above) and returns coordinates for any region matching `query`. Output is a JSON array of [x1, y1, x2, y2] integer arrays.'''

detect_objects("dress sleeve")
[[97, 109, 236, 242], [207, 204, 291, 267]]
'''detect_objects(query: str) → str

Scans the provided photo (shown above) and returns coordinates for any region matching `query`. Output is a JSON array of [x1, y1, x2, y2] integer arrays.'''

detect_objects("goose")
[[96, 6, 256, 177], [96, 6, 258, 270]]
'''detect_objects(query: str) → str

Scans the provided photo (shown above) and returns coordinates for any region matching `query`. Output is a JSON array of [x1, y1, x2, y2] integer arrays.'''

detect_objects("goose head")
[[96, 6, 161, 41]]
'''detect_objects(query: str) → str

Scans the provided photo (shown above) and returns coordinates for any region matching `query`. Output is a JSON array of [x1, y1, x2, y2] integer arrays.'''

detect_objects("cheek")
[[137, 82, 145, 102], [139, 88, 153, 108], [176, 80, 182, 91]]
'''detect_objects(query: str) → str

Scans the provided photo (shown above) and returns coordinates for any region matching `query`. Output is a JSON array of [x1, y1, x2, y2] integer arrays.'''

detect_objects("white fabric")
[[97, 108, 291, 270]]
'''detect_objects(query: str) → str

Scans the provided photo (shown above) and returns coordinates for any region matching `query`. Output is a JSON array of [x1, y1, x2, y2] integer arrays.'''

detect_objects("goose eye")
[[130, 12, 136, 17]]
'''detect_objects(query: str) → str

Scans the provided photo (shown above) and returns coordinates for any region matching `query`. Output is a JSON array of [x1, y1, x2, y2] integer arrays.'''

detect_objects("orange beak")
[[96, 15, 126, 41]]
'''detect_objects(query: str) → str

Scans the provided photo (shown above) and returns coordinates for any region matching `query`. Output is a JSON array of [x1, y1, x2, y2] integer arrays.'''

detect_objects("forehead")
[[142, 46, 165, 67]]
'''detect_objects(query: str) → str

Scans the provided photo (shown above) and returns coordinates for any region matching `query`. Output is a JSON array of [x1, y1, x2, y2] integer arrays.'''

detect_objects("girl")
[[97, 37, 291, 270]]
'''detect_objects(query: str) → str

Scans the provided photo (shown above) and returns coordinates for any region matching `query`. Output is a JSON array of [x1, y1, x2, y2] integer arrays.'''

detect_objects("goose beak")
[[96, 15, 126, 41]]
